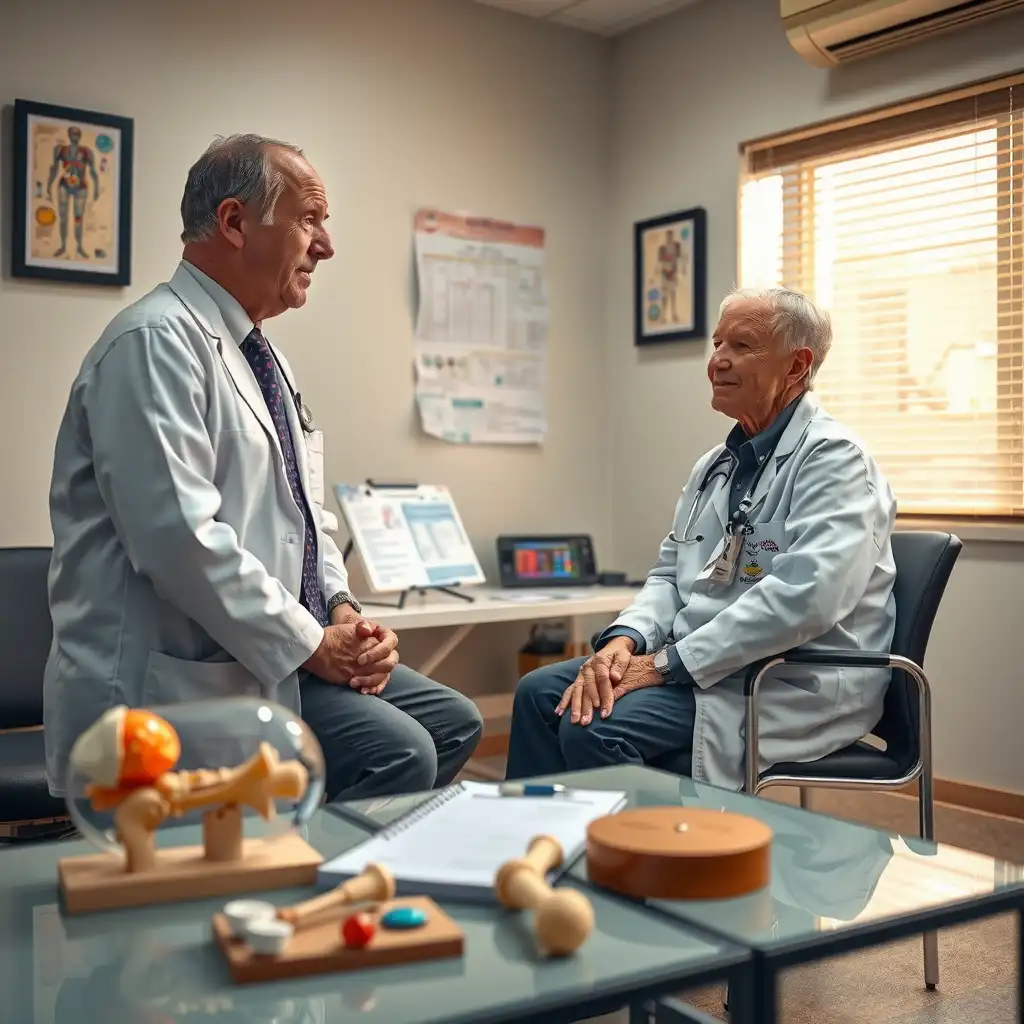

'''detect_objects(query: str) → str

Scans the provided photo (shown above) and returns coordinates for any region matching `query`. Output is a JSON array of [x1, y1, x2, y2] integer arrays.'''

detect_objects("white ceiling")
[[468, 0, 705, 37]]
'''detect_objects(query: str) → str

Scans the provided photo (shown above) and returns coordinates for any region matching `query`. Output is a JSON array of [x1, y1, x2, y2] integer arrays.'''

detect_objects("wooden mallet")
[[277, 863, 395, 930], [494, 834, 594, 956]]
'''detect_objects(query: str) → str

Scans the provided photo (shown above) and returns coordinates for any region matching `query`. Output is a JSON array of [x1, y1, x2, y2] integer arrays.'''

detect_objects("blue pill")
[[381, 907, 428, 930]]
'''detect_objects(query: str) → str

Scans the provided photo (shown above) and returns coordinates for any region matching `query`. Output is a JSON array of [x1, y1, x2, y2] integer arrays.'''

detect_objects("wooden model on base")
[[494, 834, 594, 956], [58, 706, 323, 914], [211, 862, 465, 983]]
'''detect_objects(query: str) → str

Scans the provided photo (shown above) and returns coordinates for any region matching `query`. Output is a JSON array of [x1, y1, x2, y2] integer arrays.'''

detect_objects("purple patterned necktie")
[[241, 328, 329, 627]]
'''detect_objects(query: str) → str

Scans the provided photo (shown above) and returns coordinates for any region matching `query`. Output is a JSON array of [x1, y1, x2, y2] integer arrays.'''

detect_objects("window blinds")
[[739, 74, 1024, 517]]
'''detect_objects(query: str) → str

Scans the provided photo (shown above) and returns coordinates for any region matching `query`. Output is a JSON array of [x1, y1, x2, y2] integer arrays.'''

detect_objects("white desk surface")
[[357, 585, 640, 631]]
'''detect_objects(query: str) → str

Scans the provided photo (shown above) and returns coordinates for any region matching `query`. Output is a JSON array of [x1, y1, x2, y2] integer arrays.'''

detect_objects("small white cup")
[[245, 917, 294, 956], [223, 899, 277, 938]]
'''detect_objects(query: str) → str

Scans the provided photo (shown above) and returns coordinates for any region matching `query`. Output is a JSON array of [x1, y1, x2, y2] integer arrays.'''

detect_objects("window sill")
[[896, 517, 1024, 544]]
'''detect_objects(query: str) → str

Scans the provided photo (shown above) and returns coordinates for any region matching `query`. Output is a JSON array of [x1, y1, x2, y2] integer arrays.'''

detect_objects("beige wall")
[[606, 0, 1024, 793], [0, 0, 613, 698], [2, 0, 1022, 789]]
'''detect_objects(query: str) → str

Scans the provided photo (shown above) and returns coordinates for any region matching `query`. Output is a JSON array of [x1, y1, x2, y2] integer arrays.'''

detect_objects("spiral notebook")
[[318, 781, 627, 902]]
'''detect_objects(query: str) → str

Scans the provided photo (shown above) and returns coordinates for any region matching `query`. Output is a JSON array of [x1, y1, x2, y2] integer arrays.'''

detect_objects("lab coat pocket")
[[142, 650, 263, 708], [304, 429, 325, 507], [736, 520, 788, 588]]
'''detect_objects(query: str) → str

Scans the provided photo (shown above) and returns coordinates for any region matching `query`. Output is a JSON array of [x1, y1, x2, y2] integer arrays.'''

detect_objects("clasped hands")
[[555, 636, 663, 727], [303, 606, 399, 696]]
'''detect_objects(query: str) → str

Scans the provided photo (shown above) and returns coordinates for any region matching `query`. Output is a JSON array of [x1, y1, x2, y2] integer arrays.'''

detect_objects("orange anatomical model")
[[69, 705, 308, 873]]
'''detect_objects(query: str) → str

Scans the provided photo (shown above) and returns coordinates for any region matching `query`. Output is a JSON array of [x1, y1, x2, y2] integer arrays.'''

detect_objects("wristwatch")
[[653, 647, 672, 678], [327, 592, 363, 616]]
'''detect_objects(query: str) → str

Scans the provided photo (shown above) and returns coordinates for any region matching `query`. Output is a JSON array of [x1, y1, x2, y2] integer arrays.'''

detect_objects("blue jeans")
[[505, 656, 696, 779]]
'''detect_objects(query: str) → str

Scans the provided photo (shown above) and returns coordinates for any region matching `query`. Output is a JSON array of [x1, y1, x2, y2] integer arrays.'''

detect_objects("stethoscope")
[[678, 439, 778, 542]]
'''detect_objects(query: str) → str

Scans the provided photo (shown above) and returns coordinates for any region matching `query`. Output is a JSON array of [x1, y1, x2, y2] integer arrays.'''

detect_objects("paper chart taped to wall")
[[412, 208, 548, 445]]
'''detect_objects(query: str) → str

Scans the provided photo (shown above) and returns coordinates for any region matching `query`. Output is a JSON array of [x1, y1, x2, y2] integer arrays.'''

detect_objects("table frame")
[[649, 886, 1024, 1024]]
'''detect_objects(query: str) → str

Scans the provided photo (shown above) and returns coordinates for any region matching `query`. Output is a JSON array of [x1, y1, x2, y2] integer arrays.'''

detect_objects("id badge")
[[708, 529, 743, 585]]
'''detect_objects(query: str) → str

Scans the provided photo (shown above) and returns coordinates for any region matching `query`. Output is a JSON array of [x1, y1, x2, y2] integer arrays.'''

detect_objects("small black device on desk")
[[496, 534, 604, 588]]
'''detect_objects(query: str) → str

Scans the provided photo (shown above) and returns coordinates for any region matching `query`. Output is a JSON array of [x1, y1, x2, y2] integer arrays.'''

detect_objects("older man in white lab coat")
[[43, 134, 482, 800], [506, 287, 897, 791]]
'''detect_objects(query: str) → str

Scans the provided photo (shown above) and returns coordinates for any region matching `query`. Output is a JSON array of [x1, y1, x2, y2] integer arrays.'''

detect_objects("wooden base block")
[[586, 807, 772, 900], [58, 832, 323, 914], [212, 896, 464, 983]]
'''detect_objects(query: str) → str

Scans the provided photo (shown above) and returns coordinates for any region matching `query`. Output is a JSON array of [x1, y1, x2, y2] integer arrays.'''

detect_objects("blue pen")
[[498, 782, 567, 797]]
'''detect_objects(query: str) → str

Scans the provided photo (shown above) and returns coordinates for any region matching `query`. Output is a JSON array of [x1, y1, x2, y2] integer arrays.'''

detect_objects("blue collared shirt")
[[597, 397, 801, 684]]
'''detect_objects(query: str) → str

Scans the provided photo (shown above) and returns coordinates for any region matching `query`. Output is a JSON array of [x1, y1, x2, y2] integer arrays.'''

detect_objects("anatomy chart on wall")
[[412, 208, 548, 445]]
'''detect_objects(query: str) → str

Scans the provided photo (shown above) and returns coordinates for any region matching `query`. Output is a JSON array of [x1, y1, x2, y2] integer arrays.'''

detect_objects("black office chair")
[[0, 547, 73, 842], [592, 530, 960, 991], [742, 530, 961, 990]]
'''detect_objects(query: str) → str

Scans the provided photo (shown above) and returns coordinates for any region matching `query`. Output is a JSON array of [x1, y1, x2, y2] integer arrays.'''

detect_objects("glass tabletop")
[[0, 802, 745, 1024], [336, 766, 1024, 954]]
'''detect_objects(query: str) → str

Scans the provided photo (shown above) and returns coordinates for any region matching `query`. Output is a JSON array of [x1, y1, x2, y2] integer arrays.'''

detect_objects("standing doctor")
[[44, 134, 482, 801], [506, 287, 897, 791]]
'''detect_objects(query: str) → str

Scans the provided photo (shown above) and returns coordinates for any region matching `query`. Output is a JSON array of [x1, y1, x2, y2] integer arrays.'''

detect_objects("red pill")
[[342, 911, 375, 949]]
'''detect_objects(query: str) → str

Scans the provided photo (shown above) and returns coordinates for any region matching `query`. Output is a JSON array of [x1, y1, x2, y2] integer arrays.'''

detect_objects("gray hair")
[[180, 133, 303, 244], [719, 286, 832, 387]]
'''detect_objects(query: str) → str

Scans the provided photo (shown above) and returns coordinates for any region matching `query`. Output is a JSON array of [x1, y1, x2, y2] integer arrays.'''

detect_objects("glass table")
[[0, 802, 749, 1024], [336, 765, 1024, 1024]]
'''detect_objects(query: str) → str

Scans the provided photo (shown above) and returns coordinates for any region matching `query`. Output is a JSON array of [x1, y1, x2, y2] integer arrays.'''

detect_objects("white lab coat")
[[43, 261, 348, 795], [608, 393, 897, 791]]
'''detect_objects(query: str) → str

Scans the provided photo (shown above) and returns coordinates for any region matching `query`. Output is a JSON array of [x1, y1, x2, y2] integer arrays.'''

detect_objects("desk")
[[0, 809, 750, 1024], [358, 586, 639, 770], [359, 585, 639, 675]]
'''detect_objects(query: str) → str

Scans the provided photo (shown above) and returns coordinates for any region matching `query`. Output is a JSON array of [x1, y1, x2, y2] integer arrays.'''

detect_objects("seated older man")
[[506, 287, 897, 791]]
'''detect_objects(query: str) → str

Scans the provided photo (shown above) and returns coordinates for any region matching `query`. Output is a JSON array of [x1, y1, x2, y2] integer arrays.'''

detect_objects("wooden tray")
[[59, 832, 322, 914], [212, 896, 464, 983]]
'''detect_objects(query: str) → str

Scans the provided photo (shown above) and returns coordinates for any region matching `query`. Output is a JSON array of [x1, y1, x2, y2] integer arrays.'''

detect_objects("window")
[[739, 75, 1023, 518]]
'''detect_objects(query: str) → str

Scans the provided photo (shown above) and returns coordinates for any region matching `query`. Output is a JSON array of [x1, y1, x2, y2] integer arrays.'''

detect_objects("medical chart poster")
[[412, 208, 549, 445]]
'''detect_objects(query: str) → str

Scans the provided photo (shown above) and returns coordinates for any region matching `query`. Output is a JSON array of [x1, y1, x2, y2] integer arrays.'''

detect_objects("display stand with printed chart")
[[334, 483, 485, 609]]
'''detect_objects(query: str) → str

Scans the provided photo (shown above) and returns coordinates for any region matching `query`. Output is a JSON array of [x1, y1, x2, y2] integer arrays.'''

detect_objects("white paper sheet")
[[412, 209, 548, 445]]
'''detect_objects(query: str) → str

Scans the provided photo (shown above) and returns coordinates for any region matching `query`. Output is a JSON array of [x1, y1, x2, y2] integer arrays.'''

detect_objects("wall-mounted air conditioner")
[[783, 0, 1024, 68]]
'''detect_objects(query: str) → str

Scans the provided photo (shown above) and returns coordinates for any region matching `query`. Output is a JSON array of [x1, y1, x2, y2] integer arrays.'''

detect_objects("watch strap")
[[327, 592, 362, 616]]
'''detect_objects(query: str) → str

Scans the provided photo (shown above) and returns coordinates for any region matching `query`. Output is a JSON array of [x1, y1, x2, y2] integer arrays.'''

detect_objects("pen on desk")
[[498, 782, 568, 797]]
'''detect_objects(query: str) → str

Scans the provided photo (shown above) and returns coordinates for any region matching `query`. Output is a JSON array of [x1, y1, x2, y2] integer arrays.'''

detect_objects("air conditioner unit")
[[783, 0, 1024, 67]]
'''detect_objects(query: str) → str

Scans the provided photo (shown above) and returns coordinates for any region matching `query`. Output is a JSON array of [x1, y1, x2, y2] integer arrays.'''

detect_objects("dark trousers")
[[505, 656, 696, 780], [300, 665, 483, 802]]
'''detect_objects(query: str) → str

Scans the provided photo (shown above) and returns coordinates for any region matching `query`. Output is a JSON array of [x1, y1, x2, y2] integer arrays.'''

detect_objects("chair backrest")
[[0, 547, 54, 729], [874, 530, 961, 773]]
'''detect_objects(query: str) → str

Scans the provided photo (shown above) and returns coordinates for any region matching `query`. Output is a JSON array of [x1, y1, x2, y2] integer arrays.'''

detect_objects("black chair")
[[0, 547, 73, 841], [742, 530, 961, 990], [592, 530, 961, 991]]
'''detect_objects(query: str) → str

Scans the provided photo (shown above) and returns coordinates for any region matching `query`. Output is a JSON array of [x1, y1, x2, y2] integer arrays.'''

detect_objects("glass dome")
[[65, 697, 325, 858]]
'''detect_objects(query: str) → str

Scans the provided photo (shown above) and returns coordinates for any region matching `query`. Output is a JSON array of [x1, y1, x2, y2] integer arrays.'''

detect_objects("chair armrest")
[[744, 649, 892, 695], [742, 648, 932, 796]]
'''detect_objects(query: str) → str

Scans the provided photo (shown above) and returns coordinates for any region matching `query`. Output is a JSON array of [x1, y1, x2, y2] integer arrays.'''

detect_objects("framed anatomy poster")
[[634, 206, 706, 345], [11, 98, 134, 286]]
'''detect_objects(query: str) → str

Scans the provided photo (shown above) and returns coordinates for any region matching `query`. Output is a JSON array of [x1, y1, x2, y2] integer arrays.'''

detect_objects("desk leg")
[[726, 958, 775, 1024], [570, 614, 585, 658], [628, 1001, 652, 1024], [418, 623, 475, 678], [1018, 908, 1023, 1022]]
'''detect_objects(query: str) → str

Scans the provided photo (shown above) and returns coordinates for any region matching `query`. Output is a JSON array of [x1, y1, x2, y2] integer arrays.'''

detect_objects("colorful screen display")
[[512, 540, 582, 581]]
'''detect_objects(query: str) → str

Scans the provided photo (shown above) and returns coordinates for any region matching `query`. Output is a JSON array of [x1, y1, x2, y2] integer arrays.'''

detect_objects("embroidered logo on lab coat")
[[740, 559, 763, 583]]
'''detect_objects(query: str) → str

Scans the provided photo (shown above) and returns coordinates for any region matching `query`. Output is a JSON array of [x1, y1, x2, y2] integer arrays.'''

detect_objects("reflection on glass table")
[[333, 766, 1024, 949]]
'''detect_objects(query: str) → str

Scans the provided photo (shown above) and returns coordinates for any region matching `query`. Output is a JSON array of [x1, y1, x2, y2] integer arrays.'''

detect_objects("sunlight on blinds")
[[740, 80, 1023, 517]]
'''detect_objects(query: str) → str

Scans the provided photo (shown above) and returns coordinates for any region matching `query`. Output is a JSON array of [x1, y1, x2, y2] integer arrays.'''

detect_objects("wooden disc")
[[586, 807, 772, 900]]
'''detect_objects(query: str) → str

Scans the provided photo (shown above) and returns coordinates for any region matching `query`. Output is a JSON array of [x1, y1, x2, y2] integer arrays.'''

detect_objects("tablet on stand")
[[334, 482, 485, 608]]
